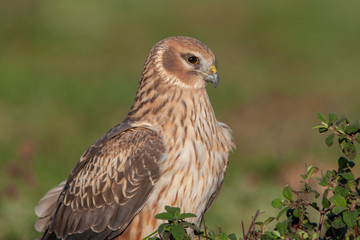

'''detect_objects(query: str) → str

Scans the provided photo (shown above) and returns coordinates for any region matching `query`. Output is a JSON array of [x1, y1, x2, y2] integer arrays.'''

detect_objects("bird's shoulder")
[[65, 120, 165, 208], [216, 121, 235, 152]]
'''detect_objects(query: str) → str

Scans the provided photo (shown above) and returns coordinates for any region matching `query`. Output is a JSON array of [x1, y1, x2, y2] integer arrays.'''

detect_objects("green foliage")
[[149, 113, 360, 239], [313, 113, 360, 159], [144, 206, 239, 240], [143, 206, 200, 240], [254, 155, 360, 240]]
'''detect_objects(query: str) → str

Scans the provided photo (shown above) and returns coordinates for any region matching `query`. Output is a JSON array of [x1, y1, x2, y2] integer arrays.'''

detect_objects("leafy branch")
[[313, 113, 360, 159]]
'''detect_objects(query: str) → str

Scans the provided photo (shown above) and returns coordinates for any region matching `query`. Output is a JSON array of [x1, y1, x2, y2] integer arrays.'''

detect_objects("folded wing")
[[36, 124, 165, 240]]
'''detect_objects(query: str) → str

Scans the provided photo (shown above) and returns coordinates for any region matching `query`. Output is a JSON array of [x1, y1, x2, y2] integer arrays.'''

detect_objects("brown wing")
[[41, 124, 165, 240]]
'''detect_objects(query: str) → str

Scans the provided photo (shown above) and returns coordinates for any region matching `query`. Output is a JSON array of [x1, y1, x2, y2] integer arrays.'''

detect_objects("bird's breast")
[[149, 114, 231, 222]]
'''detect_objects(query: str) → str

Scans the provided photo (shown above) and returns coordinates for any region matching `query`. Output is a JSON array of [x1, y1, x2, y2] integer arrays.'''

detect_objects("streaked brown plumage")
[[35, 36, 234, 240]]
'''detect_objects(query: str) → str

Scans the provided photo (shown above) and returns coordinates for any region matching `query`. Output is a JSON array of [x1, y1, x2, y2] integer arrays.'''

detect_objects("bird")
[[35, 36, 235, 240]]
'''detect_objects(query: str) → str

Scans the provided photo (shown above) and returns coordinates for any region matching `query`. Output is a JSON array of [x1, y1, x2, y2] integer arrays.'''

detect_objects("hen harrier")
[[35, 36, 234, 240]]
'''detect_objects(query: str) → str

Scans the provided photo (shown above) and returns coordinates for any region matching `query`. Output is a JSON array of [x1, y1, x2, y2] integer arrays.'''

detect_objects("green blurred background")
[[1, 0, 360, 239]]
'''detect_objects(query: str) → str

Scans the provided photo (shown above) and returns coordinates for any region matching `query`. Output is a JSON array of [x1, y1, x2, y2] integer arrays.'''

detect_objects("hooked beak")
[[203, 65, 219, 88]]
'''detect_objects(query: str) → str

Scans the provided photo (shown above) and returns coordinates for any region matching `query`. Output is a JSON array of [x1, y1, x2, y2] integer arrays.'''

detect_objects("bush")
[[146, 113, 360, 240]]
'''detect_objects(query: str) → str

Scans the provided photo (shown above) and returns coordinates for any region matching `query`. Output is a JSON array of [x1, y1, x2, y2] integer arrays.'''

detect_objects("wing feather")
[[35, 181, 66, 232], [38, 122, 165, 240]]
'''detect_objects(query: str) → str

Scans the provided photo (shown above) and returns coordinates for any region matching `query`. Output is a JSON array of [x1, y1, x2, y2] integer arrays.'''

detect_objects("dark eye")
[[187, 56, 199, 64]]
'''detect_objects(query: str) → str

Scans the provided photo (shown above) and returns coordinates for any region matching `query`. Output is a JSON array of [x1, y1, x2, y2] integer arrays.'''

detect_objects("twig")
[[317, 209, 326, 240], [354, 224, 359, 237], [242, 221, 246, 240], [202, 215, 209, 239], [244, 210, 262, 240]]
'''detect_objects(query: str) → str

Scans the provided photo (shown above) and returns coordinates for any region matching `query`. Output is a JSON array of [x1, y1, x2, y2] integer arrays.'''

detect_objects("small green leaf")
[[293, 208, 300, 218], [331, 216, 346, 229], [276, 206, 289, 220], [332, 206, 348, 214], [345, 122, 360, 134], [357, 134, 360, 144], [343, 142, 356, 160], [317, 113, 327, 124], [340, 172, 354, 181], [219, 232, 228, 240], [282, 186, 292, 201], [342, 210, 358, 228], [312, 232, 319, 239], [155, 212, 173, 220], [348, 181, 357, 189], [334, 186, 350, 197], [165, 206, 180, 217], [339, 137, 346, 148], [271, 198, 283, 209], [318, 170, 331, 186], [329, 195, 347, 207], [318, 179, 328, 187], [328, 113, 338, 125], [338, 157, 349, 170], [322, 198, 330, 209], [264, 217, 276, 225], [178, 213, 196, 220], [269, 230, 281, 238], [313, 190, 320, 198], [319, 127, 328, 133], [227, 233, 238, 240], [170, 224, 185, 240], [255, 221, 264, 228], [322, 189, 330, 208], [325, 133, 335, 147], [276, 221, 288, 237], [312, 124, 327, 129], [305, 165, 319, 180], [338, 157, 355, 170]]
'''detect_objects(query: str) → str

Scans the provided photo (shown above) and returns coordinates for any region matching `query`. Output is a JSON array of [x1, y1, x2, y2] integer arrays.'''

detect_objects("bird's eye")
[[187, 56, 199, 64]]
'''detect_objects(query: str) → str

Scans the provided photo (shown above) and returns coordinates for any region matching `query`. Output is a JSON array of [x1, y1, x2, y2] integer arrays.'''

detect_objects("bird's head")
[[146, 36, 219, 89]]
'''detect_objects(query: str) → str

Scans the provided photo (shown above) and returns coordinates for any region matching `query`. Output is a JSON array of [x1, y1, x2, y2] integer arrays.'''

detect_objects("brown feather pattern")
[[35, 36, 234, 240], [41, 127, 164, 239]]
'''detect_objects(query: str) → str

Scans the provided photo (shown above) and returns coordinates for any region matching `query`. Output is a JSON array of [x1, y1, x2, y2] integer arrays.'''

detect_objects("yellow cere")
[[210, 65, 217, 74]]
